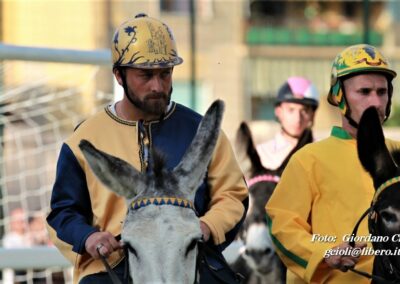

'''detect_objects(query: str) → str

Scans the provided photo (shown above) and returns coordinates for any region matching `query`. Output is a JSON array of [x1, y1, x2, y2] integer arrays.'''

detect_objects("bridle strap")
[[348, 207, 400, 283], [194, 239, 204, 284], [97, 246, 123, 284], [246, 174, 280, 188], [131, 196, 198, 215], [349, 207, 370, 248], [196, 240, 243, 284], [344, 177, 400, 282], [373, 176, 400, 205]]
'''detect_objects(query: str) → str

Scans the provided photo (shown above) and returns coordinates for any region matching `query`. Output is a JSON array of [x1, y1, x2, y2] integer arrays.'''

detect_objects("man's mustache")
[[145, 93, 168, 100]]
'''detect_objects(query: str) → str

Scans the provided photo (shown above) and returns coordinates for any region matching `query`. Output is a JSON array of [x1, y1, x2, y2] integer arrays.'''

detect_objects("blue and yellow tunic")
[[47, 102, 248, 282]]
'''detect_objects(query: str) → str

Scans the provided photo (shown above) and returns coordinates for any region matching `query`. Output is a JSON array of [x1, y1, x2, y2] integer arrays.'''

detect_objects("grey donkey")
[[79, 100, 224, 284]]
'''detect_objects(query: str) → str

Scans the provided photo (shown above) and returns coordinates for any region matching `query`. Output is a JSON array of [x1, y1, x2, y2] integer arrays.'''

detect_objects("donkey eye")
[[381, 211, 397, 223], [126, 243, 138, 258], [185, 238, 199, 257]]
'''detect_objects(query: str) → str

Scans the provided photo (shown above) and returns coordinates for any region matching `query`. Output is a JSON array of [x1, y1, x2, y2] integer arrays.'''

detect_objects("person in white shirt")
[[256, 76, 319, 170]]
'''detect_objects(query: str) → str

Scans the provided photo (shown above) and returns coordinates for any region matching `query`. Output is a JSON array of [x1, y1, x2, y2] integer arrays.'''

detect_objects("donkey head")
[[79, 100, 224, 284], [233, 122, 312, 281], [357, 106, 400, 274], [237, 122, 313, 230], [236, 122, 275, 226], [357, 107, 400, 236]]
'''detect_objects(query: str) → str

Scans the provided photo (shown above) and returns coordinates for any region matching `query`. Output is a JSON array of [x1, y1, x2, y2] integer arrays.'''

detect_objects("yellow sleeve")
[[265, 155, 334, 282], [200, 130, 249, 245]]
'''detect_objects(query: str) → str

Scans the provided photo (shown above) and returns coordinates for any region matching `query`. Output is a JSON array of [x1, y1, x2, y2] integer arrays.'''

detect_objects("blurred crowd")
[[1, 208, 66, 284], [3, 208, 51, 249]]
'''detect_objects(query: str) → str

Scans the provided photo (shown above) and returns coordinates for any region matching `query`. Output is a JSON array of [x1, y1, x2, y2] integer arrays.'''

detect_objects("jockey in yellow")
[[266, 44, 400, 283]]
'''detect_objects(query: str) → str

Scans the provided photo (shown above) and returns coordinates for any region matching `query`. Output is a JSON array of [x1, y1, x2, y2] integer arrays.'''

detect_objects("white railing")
[[0, 43, 112, 284], [0, 247, 70, 269], [0, 43, 111, 65]]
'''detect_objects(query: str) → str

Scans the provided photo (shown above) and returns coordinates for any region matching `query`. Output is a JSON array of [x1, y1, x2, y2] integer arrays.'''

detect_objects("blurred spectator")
[[28, 212, 50, 246], [3, 208, 31, 248], [27, 212, 49, 284], [3, 207, 31, 284], [2, 210, 63, 284]]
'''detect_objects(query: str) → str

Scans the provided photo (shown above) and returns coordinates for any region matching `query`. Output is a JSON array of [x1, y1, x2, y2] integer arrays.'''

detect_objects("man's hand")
[[200, 221, 211, 242], [324, 242, 367, 272], [85, 231, 123, 259]]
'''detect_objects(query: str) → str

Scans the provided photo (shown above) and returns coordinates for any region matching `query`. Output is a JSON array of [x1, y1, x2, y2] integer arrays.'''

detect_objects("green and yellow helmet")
[[328, 44, 397, 118], [112, 13, 183, 69]]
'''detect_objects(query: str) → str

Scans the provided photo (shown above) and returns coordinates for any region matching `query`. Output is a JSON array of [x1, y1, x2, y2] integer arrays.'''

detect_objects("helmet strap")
[[384, 80, 393, 121], [281, 126, 302, 139], [341, 87, 359, 129], [117, 68, 137, 107], [345, 112, 359, 129]]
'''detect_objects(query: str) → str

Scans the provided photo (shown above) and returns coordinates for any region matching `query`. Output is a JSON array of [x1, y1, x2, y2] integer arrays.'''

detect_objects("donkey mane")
[[150, 149, 169, 189], [152, 149, 166, 176]]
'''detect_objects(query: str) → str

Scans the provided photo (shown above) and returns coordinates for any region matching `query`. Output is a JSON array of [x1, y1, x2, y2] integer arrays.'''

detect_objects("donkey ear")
[[236, 122, 263, 174], [357, 107, 397, 187], [278, 128, 313, 173], [79, 139, 147, 199], [173, 100, 224, 197]]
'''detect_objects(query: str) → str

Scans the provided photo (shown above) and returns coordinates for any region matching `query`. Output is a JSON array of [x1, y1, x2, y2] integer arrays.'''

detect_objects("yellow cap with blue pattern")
[[112, 13, 183, 69]]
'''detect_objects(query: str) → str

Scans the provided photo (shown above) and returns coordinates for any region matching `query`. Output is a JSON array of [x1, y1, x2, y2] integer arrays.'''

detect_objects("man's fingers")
[[325, 255, 341, 269], [98, 244, 110, 257], [96, 243, 104, 253], [86, 232, 123, 259], [109, 237, 123, 250], [94, 241, 105, 257], [338, 256, 357, 272]]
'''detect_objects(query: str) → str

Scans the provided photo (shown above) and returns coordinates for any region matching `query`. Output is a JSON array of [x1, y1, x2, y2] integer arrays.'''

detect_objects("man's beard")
[[126, 87, 172, 117]]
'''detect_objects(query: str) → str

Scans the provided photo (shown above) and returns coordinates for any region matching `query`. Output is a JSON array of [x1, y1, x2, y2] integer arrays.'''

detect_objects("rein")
[[348, 176, 400, 283], [97, 245, 130, 284], [196, 240, 244, 284]]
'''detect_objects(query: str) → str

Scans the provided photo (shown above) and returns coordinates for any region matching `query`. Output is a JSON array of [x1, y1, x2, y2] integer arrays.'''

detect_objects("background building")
[[0, 1, 399, 282]]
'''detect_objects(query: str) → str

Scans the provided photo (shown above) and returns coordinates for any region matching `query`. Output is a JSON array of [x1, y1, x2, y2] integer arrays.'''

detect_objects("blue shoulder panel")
[[46, 143, 97, 254], [150, 103, 202, 169]]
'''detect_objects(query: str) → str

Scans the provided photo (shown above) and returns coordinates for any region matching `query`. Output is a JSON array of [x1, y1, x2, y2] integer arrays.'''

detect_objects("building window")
[[160, 0, 189, 13]]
